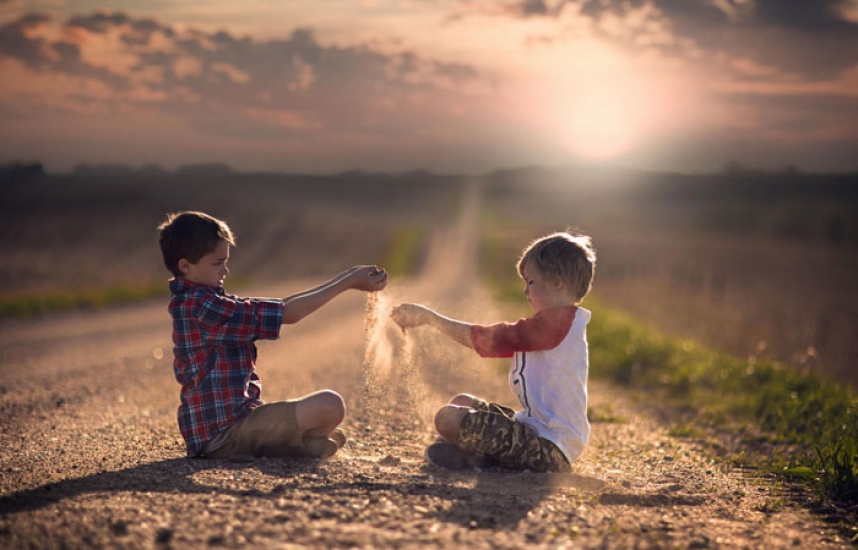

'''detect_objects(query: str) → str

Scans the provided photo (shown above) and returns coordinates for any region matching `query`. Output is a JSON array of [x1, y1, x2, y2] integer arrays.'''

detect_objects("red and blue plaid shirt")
[[168, 279, 284, 456]]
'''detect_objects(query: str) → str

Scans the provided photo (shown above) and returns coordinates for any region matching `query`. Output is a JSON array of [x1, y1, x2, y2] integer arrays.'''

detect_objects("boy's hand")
[[391, 303, 434, 329], [347, 265, 388, 292]]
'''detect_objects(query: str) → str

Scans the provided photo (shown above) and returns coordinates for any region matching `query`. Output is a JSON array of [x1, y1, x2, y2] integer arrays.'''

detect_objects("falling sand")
[[362, 292, 426, 440]]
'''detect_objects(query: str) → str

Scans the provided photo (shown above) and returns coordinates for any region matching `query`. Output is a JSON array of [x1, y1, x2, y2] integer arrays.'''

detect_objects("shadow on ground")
[[427, 470, 606, 528], [0, 457, 606, 532]]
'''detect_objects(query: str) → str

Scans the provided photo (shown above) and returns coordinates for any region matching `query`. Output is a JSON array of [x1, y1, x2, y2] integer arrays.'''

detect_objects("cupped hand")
[[390, 303, 432, 329], [349, 265, 388, 292]]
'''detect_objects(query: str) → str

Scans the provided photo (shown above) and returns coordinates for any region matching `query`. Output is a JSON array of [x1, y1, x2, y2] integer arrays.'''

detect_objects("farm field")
[[0, 166, 460, 296]]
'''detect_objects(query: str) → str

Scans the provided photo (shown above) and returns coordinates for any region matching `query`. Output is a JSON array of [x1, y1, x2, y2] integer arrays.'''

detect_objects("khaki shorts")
[[456, 398, 571, 473], [204, 401, 304, 459]]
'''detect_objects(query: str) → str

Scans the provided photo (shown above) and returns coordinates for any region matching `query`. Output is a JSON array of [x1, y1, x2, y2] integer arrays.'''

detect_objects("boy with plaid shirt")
[[158, 211, 387, 459]]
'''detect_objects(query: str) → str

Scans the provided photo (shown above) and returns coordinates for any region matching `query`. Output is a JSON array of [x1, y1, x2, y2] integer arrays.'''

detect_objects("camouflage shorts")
[[456, 398, 571, 473]]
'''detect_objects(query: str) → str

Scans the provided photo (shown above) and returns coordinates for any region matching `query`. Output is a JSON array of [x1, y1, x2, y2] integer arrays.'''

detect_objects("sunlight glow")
[[541, 46, 650, 161], [557, 83, 642, 160]]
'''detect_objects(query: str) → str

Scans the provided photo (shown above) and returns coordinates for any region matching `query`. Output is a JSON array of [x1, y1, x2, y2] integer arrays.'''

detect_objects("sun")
[[535, 43, 650, 162], [557, 83, 642, 160]]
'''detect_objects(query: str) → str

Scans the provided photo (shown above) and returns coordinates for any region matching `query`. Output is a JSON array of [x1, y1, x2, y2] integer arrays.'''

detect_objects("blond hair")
[[517, 231, 596, 302]]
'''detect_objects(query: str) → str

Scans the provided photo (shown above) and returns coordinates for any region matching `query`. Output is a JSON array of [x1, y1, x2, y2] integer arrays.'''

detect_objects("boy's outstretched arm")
[[391, 303, 473, 349], [282, 265, 387, 324]]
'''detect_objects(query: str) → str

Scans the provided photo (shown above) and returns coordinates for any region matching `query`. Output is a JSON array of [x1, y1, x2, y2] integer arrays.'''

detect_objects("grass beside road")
[[382, 226, 424, 279], [0, 282, 168, 318]]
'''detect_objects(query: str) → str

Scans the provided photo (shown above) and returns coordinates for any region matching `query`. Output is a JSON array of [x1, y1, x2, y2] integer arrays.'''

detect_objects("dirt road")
[[0, 181, 848, 549]]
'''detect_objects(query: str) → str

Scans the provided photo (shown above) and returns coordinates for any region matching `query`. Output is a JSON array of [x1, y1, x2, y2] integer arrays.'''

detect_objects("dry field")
[[0, 168, 460, 296], [484, 166, 858, 387]]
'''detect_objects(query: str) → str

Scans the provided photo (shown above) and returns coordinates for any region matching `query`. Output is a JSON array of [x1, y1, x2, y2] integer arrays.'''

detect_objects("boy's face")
[[179, 240, 230, 288], [521, 263, 567, 312]]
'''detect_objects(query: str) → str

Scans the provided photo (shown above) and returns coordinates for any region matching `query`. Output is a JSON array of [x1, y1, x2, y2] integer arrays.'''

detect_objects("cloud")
[[511, 0, 555, 17], [2, 5, 856, 172], [0, 13, 54, 69], [473, 0, 858, 79], [66, 11, 130, 33], [0, 10, 488, 144]]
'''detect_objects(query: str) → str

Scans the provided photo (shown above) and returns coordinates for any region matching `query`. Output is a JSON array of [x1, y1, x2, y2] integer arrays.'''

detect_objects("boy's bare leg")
[[295, 389, 346, 438], [295, 390, 346, 458]]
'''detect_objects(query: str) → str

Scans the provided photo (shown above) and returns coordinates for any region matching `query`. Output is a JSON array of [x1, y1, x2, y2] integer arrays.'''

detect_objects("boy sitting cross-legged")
[[158, 211, 387, 460], [391, 231, 596, 472]]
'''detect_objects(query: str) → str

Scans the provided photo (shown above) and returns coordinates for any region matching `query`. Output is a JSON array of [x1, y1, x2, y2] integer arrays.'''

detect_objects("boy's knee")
[[307, 390, 346, 424], [315, 390, 346, 423], [449, 393, 476, 407], [435, 405, 466, 442]]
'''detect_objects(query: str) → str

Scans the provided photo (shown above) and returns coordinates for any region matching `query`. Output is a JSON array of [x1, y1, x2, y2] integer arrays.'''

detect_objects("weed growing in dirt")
[[815, 436, 858, 502]]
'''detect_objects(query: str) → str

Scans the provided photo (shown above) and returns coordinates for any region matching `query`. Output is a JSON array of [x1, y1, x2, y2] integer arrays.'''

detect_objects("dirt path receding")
[[0, 179, 849, 549]]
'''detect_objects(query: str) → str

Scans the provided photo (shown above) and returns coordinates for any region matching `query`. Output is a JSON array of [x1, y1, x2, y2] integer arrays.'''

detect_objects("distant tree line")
[[0, 162, 45, 182]]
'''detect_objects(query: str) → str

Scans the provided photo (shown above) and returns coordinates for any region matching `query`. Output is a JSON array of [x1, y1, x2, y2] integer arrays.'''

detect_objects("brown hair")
[[517, 231, 596, 302], [157, 211, 235, 278]]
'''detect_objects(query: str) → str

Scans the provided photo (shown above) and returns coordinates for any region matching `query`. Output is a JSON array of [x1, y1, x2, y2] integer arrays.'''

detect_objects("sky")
[[1, 0, 857, 174]]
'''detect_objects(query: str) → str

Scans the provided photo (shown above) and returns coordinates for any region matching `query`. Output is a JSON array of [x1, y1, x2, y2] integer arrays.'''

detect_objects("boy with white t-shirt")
[[391, 231, 596, 472]]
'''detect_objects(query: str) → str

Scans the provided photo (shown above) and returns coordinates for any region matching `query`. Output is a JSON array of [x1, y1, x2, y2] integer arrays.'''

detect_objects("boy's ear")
[[552, 277, 564, 291], [178, 258, 192, 276]]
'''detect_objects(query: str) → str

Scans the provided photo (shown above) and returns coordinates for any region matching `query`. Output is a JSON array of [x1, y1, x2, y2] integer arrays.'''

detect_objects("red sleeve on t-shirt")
[[470, 306, 577, 358]]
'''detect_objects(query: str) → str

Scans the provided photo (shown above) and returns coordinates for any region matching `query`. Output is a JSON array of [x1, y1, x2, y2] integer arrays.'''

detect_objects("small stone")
[[379, 454, 400, 466], [155, 528, 173, 544], [110, 520, 130, 536]]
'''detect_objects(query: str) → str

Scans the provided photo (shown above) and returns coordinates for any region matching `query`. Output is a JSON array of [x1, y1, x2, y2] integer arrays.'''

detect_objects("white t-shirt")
[[470, 306, 591, 463]]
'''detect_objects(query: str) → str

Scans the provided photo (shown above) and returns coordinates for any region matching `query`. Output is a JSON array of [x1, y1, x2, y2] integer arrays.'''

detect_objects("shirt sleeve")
[[470, 307, 577, 358], [196, 292, 284, 345]]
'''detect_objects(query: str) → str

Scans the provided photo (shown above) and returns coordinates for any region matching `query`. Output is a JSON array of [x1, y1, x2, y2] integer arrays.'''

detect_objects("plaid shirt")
[[168, 279, 284, 456]]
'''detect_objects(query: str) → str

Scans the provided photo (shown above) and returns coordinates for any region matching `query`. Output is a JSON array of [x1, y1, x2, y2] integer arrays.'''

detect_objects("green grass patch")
[[667, 423, 706, 439], [479, 225, 526, 303], [588, 406, 629, 424], [382, 226, 424, 278], [0, 282, 168, 318]]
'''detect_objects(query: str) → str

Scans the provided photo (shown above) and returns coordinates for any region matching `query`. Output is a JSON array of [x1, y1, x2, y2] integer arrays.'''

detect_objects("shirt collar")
[[168, 278, 224, 294]]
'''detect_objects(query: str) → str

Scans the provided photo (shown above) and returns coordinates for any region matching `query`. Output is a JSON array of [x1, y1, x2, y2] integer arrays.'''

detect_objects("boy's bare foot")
[[424, 442, 478, 470], [303, 437, 339, 459], [330, 428, 347, 449]]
